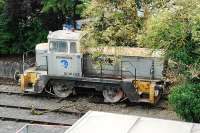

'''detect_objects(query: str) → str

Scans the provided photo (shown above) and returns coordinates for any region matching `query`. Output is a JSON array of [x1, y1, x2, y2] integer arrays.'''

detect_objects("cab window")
[[50, 41, 68, 52], [70, 42, 77, 53]]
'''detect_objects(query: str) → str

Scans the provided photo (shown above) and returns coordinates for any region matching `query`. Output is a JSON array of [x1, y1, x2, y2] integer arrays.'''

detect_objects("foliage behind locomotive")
[[19, 30, 167, 104]]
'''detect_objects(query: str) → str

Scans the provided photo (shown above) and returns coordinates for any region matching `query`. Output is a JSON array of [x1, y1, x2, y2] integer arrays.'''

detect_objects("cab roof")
[[48, 30, 81, 41]]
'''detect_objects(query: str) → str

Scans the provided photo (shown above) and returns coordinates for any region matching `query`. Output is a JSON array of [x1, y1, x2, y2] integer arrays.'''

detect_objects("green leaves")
[[0, 0, 4, 13], [169, 83, 200, 122], [0, 0, 49, 54], [0, 14, 15, 54], [139, 0, 200, 81], [42, 0, 90, 17], [42, 0, 74, 15], [0, 0, 91, 54], [15, 17, 48, 53], [143, 0, 200, 123], [81, 0, 142, 51]]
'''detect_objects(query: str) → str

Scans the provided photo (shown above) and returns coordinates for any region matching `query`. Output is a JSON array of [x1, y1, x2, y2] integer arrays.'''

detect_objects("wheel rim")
[[35, 80, 45, 93], [14, 71, 20, 82], [103, 89, 124, 103], [52, 84, 73, 98]]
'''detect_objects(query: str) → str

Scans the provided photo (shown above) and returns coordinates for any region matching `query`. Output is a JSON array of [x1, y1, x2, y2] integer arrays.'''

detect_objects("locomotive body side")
[[19, 30, 167, 104]]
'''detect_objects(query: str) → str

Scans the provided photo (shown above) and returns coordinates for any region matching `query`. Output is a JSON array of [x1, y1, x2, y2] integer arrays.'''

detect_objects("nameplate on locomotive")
[[56, 56, 72, 59], [64, 72, 80, 77]]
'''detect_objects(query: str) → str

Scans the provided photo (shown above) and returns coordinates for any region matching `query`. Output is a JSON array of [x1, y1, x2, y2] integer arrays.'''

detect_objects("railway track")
[[0, 82, 16, 86], [0, 103, 82, 126], [0, 83, 178, 130], [0, 82, 169, 116], [0, 104, 85, 116], [0, 78, 16, 86], [0, 90, 22, 95], [0, 116, 72, 126], [88, 94, 168, 110], [0, 90, 56, 98], [0, 83, 83, 127], [0, 92, 167, 111], [0, 84, 168, 110], [0, 84, 58, 99]]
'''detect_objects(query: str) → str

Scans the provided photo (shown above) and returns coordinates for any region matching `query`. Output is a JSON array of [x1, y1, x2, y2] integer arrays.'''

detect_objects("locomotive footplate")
[[47, 76, 141, 103]]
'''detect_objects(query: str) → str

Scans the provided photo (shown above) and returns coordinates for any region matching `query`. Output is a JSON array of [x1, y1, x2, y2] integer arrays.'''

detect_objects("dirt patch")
[[0, 85, 180, 124]]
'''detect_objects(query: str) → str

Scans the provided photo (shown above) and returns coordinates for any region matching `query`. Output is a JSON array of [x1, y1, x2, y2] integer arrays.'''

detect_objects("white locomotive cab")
[[47, 30, 82, 77], [35, 43, 48, 70]]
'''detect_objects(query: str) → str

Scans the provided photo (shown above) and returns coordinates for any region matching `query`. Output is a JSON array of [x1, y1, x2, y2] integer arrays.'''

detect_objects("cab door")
[[48, 40, 82, 77]]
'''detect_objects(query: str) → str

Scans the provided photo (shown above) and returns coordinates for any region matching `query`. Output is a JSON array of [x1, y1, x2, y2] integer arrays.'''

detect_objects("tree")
[[0, 14, 14, 54], [139, 0, 200, 79], [169, 83, 200, 122], [81, 0, 145, 51], [140, 0, 200, 123], [0, 0, 5, 13], [0, 0, 48, 54], [0, 0, 15, 54], [42, 0, 90, 29], [0, 0, 90, 54]]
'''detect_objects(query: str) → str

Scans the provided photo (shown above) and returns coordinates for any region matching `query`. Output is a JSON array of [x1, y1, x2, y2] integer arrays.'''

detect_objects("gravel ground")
[[0, 107, 78, 125], [0, 85, 19, 92], [62, 97, 180, 121], [0, 85, 180, 121], [0, 85, 181, 132]]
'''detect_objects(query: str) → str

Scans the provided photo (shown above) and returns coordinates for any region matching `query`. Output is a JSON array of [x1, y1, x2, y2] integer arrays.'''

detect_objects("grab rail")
[[22, 50, 35, 72], [121, 61, 137, 84]]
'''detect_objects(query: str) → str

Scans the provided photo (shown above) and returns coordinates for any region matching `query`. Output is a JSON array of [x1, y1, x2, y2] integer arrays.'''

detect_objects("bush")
[[13, 18, 48, 53], [139, 0, 200, 80], [169, 83, 200, 122]]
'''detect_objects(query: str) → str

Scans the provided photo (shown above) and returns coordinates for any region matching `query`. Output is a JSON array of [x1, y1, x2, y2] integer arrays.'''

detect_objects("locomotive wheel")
[[34, 80, 45, 93], [103, 89, 124, 103], [52, 82, 73, 98], [14, 71, 20, 83]]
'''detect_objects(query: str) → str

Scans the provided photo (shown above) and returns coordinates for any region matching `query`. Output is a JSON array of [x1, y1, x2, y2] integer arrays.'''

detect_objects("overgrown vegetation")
[[81, 0, 143, 50], [169, 83, 200, 122], [140, 0, 200, 122], [0, 0, 4, 13], [0, 0, 47, 54], [140, 0, 200, 63], [0, 0, 89, 54]]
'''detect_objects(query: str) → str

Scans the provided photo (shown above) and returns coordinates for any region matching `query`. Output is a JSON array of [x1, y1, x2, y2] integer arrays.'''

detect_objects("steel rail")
[[0, 81, 17, 85], [0, 91, 49, 98], [0, 91, 22, 95], [0, 85, 168, 110], [0, 116, 73, 126], [0, 104, 85, 117], [0, 90, 57, 99], [0, 83, 16, 86], [0, 104, 84, 126]]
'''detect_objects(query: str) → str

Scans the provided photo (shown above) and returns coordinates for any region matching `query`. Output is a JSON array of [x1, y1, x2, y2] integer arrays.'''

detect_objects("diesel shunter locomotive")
[[17, 29, 167, 104]]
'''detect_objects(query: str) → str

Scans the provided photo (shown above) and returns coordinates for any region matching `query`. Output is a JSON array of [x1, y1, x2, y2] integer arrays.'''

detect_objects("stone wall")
[[0, 61, 23, 78], [0, 56, 34, 79]]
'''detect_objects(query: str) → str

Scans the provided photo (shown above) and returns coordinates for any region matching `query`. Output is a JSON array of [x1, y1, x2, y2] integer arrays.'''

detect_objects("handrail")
[[84, 68, 135, 79], [83, 55, 138, 81], [121, 61, 136, 75], [84, 60, 137, 81], [22, 50, 35, 72], [121, 60, 137, 85]]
